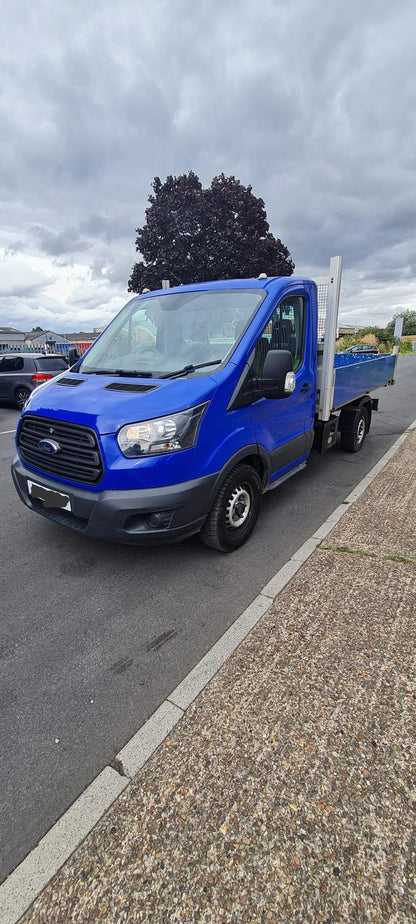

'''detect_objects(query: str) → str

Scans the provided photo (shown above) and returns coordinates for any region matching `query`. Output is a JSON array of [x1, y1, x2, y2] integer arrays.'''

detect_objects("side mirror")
[[67, 347, 80, 366], [261, 349, 295, 399]]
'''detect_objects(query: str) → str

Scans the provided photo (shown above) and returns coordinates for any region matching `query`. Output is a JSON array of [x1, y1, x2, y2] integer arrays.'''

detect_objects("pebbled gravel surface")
[[20, 431, 416, 923], [327, 428, 416, 561]]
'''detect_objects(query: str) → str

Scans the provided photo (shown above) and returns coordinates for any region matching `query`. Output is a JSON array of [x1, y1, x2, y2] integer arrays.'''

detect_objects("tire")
[[199, 463, 262, 552], [340, 407, 369, 453], [15, 386, 31, 411]]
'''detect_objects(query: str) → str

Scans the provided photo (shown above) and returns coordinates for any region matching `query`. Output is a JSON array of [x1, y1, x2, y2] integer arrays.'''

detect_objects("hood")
[[22, 372, 218, 434]]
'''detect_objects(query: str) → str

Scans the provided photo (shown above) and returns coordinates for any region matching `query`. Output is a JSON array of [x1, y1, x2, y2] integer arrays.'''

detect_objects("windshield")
[[80, 289, 265, 377]]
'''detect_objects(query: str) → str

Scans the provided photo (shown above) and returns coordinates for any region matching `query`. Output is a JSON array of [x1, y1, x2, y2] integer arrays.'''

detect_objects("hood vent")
[[105, 382, 158, 393], [56, 377, 85, 387]]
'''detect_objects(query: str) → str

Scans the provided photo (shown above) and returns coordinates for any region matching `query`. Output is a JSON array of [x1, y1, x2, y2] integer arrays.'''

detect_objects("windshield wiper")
[[114, 369, 154, 378], [161, 360, 222, 380], [84, 368, 153, 378]]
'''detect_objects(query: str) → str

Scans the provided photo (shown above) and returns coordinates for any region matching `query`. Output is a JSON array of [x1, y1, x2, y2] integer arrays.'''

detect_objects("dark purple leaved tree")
[[128, 171, 294, 292]]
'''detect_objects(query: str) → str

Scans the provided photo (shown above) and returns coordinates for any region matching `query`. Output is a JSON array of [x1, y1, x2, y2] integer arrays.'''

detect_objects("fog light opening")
[[146, 510, 174, 529]]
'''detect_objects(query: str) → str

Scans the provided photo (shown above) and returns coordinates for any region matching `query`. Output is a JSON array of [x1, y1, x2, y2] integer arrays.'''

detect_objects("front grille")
[[18, 415, 104, 485]]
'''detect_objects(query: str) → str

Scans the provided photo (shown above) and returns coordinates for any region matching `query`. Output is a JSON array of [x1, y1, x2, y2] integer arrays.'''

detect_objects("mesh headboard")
[[316, 282, 329, 340]]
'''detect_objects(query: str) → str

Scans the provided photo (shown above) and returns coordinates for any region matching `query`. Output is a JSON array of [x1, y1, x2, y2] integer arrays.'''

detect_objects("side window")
[[0, 356, 24, 372], [252, 295, 305, 377]]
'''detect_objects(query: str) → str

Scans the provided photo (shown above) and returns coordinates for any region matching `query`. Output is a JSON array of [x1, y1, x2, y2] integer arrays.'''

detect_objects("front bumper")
[[11, 457, 218, 545]]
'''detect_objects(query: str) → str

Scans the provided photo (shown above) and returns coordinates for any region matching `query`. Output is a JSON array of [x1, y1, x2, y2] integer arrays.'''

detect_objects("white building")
[[0, 327, 25, 352], [24, 330, 70, 353]]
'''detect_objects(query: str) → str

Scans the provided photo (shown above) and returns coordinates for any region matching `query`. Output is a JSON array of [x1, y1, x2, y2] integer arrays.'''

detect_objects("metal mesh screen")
[[317, 283, 329, 340]]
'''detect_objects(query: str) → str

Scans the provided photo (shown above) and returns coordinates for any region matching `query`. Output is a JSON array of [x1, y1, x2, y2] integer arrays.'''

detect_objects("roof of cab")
[[130, 276, 314, 298]]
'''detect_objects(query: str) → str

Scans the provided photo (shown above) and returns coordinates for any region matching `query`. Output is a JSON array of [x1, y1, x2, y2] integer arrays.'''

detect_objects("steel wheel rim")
[[225, 486, 251, 529]]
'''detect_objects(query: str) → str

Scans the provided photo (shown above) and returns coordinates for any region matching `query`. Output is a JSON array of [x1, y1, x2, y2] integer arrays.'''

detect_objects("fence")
[[54, 342, 94, 356], [0, 341, 94, 356]]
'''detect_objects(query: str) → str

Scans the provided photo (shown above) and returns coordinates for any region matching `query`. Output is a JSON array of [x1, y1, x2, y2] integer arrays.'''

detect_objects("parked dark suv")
[[0, 353, 69, 409]]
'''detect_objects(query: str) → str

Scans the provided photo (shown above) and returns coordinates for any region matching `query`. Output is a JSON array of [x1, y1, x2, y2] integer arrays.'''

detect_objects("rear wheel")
[[340, 407, 369, 453], [15, 386, 30, 411], [199, 463, 262, 552]]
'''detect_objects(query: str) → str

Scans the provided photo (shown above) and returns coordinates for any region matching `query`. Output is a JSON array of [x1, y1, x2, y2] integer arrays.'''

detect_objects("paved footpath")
[[6, 429, 416, 923]]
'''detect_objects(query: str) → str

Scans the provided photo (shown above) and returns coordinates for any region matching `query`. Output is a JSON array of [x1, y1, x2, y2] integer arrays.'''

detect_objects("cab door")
[[249, 290, 316, 483]]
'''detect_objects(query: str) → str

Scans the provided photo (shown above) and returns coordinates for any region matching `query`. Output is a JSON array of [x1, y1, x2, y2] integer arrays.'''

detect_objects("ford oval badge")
[[38, 438, 61, 454]]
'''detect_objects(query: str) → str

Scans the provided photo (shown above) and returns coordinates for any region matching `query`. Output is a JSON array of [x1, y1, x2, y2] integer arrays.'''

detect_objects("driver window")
[[252, 295, 305, 376]]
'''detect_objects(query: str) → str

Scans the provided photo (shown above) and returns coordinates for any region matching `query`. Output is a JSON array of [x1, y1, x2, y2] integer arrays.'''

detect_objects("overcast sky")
[[0, 0, 415, 333]]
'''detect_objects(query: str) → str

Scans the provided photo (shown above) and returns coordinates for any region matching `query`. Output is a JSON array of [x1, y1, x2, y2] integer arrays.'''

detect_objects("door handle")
[[300, 383, 312, 392]]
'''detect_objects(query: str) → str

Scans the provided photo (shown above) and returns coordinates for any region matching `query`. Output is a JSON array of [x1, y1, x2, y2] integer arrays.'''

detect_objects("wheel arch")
[[199, 459, 264, 551], [207, 445, 270, 506], [339, 395, 372, 434]]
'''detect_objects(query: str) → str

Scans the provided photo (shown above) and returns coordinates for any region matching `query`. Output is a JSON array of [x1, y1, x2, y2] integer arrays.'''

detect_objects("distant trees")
[[359, 326, 394, 350], [335, 327, 394, 353], [128, 172, 294, 292], [386, 309, 416, 336], [398, 339, 415, 354], [336, 315, 416, 354]]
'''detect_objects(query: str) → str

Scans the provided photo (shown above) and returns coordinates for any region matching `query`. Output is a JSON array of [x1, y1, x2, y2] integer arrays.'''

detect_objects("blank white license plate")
[[28, 480, 71, 512]]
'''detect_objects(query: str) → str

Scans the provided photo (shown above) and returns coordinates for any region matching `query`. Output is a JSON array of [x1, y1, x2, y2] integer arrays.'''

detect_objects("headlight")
[[117, 402, 208, 457]]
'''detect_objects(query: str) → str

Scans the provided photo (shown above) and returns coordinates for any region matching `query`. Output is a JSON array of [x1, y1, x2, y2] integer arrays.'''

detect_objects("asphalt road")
[[1, 356, 416, 883]]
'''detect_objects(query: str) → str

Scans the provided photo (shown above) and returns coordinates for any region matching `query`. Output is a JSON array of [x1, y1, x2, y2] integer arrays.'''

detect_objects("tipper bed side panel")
[[332, 353, 397, 409]]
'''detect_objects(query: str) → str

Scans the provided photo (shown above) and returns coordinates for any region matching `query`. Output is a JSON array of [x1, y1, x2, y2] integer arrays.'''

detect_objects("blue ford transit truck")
[[12, 257, 397, 551]]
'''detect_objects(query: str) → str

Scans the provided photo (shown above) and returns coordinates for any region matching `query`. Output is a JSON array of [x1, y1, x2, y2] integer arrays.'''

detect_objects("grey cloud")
[[5, 241, 26, 255], [31, 225, 92, 256], [89, 253, 133, 286], [0, 263, 54, 298], [0, 0, 415, 329], [79, 213, 136, 245]]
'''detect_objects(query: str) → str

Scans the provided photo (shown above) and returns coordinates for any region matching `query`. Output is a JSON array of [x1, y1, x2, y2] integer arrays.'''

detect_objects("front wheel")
[[340, 407, 369, 453], [199, 463, 262, 552], [15, 386, 31, 411]]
